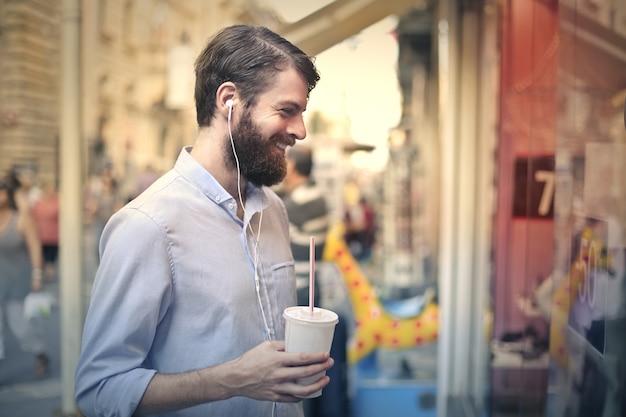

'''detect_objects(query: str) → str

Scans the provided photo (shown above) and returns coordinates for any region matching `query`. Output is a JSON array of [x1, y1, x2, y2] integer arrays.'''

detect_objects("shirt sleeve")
[[75, 207, 173, 417]]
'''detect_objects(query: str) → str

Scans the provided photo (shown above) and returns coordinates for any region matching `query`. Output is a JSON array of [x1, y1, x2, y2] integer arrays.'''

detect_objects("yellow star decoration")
[[323, 224, 439, 364], [549, 225, 612, 369]]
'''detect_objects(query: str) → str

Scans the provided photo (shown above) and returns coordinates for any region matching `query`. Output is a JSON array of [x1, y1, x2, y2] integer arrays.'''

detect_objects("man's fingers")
[[280, 351, 331, 367]]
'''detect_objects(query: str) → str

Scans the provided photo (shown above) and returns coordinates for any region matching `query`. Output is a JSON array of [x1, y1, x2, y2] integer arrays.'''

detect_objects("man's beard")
[[224, 109, 288, 187]]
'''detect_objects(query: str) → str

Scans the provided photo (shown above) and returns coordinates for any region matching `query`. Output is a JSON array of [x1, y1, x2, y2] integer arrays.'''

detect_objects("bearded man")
[[75, 24, 333, 417]]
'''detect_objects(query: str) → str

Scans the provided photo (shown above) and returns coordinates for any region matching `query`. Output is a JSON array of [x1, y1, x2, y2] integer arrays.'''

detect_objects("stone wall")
[[0, 0, 61, 185]]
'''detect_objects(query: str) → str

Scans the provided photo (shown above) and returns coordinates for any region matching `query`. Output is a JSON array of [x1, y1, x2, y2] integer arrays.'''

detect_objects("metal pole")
[[60, 0, 83, 414], [436, 0, 458, 415]]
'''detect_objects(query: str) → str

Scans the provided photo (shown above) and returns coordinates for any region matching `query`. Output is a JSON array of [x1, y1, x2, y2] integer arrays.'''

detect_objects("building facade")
[[0, 0, 280, 189]]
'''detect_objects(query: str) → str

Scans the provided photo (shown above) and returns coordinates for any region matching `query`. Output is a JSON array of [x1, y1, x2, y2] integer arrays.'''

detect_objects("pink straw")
[[309, 236, 315, 314]]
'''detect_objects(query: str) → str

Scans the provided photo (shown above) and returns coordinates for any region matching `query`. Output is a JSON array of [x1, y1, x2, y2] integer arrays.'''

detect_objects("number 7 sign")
[[512, 156, 555, 218]]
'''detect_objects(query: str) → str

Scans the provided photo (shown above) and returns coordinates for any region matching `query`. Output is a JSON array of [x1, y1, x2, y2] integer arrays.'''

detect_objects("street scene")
[[1, 1, 625, 417]]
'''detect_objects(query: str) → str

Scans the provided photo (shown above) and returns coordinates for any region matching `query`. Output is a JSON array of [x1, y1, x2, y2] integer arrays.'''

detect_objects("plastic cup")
[[283, 306, 339, 398]]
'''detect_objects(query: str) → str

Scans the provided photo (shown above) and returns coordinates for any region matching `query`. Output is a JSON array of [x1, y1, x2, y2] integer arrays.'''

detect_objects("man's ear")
[[216, 82, 237, 117]]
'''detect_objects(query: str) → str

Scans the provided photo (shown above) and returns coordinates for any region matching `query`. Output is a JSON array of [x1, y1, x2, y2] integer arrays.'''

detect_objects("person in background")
[[0, 178, 48, 376], [281, 144, 349, 417], [84, 164, 123, 262], [344, 194, 376, 262], [8, 166, 42, 212], [31, 181, 60, 282], [133, 164, 160, 200], [281, 145, 329, 306], [75, 24, 333, 417]]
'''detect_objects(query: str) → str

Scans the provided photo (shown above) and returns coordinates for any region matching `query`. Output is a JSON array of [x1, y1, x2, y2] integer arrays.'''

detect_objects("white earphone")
[[225, 96, 271, 340]]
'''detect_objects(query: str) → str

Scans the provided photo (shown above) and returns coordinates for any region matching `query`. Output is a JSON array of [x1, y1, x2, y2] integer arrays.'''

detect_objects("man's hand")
[[135, 340, 334, 415], [226, 340, 334, 402]]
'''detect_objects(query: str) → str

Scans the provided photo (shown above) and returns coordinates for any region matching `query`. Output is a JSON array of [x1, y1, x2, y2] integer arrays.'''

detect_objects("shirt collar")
[[174, 146, 269, 214]]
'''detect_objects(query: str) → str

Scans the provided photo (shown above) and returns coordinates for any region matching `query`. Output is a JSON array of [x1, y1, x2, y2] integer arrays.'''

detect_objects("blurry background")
[[1, 1, 625, 417]]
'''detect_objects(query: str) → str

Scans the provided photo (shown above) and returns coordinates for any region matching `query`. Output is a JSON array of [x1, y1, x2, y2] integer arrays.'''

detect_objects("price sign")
[[567, 216, 608, 355]]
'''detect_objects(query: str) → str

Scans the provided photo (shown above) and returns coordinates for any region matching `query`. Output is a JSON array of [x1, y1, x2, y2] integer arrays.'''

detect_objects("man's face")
[[224, 66, 310, 187], [227, 108, 289, 186]]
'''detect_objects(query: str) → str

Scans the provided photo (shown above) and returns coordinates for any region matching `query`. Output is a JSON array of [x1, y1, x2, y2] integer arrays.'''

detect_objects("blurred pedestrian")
[[133, 164, 159, 200], [84, 164, 123, 261], [281, 145, 329, 306], [344, 193, 376, 262], [0, 178, 49, 376], [281, 144, 349, 417], [7, 166, 42, 213], [31, 181, 60, 282]]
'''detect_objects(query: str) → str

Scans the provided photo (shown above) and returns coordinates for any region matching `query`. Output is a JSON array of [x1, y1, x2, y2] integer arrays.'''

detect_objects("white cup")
[[283, 306, 339, 398]]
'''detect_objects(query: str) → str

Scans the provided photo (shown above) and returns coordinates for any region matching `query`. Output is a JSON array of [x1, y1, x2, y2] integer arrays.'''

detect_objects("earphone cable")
[[228, 105, 271, 340]]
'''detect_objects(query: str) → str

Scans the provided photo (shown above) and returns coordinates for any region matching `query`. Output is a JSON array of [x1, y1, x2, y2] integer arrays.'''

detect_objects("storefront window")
[[549, 1, 626, 416]]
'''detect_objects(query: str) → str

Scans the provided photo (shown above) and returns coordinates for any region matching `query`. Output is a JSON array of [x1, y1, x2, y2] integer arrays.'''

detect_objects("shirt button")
[[215, 195, 221, 202], [228, 203, 235, 210]]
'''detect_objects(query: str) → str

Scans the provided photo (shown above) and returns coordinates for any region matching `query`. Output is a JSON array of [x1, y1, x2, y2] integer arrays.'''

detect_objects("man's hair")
[[286, 145, 313, 177], [194, 24, 320, 127]]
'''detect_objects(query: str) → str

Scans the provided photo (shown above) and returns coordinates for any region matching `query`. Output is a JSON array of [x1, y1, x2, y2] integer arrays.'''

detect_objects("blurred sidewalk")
[[0, 283, 65, 417], [0, 366, 63, 417], [0, 228, 97, 417]]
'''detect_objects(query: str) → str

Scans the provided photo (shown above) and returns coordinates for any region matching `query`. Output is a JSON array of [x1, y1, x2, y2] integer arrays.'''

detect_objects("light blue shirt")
[[75, 147, 301, 417]]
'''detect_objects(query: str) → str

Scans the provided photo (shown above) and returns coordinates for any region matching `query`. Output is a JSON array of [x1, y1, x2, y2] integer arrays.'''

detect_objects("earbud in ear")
[[226, 99, 234, 109]]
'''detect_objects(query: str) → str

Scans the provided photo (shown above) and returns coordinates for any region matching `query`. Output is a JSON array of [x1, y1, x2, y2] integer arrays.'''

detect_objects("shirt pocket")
[[268, 261, 296, 339]]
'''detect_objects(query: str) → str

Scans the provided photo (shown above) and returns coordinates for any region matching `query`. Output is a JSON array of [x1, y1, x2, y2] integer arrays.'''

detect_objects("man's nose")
[[287, 115, 306, 140]]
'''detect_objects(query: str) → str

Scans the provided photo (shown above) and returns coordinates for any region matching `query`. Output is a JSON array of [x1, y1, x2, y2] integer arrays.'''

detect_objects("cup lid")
[[283, 306, 338, 325]]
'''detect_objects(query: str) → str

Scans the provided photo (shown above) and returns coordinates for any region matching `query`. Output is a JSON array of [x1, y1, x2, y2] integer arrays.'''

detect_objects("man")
[[281, 145, 329, 306], [75, 24, 333, 417], [281, 146, 349, 417]]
